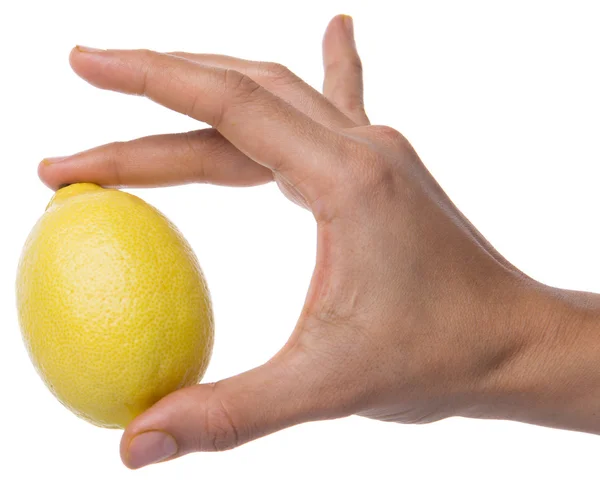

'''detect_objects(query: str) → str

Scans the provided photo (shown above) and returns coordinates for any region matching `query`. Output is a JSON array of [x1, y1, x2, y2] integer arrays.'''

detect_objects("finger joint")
[[214, 69, 263, 129], [203, 383, 242, 452]]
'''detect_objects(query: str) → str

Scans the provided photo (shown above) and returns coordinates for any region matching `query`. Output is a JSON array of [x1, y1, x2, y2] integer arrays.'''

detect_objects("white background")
[[1, 0, 600, 480]]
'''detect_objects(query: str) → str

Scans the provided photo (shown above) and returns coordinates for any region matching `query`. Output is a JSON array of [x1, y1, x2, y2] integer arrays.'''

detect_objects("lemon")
[[16, 183, 213, 428]]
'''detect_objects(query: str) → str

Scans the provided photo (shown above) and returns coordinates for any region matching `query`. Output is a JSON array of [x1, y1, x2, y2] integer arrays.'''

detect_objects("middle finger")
[[168, 53, 356, 129]]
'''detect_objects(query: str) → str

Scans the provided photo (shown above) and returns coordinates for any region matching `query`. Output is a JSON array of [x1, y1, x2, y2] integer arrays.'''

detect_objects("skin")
[[39, 15, 600, 470]]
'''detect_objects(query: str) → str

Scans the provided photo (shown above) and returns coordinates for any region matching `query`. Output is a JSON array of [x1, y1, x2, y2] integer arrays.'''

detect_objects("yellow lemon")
[[16, 183, 213, 428]]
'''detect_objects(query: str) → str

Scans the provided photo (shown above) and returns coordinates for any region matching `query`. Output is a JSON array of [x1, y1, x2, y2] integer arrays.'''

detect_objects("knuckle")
[[104, 141, 126, 185], [105, 140, 129, 163], [136, 49, 158, 71], [348, 57, 363, 76], [260, 61, 290, 78], [258, 61, 299, 86], [106, 140, 125, 156], [183, 131, 206, 180], [349, 55, 363, 72], [134, 49, 160, 96], [368, 125, 407, 145], [204, 386, 241, 452], [223, 69, 261, 101], [341, 142, 398, 199], [137, 48, 155, 59], [215, 69, 262, 127], [343, 93, 365, 114], [326, 55, 363, 74], [360, 155, 396, 192]]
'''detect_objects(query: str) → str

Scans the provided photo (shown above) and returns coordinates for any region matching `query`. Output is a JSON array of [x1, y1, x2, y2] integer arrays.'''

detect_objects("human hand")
[[39, 14, 594, 470]]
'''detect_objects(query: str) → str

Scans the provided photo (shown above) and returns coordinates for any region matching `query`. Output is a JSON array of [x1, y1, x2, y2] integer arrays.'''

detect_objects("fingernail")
[[75, 45, 105, 53], [342, 15, 354, 37], [42, 157, 68, 165], [127, 431, 178, 469]]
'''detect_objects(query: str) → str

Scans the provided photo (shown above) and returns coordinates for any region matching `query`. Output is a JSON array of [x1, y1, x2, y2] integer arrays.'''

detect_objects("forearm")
[[467, 281, 600, 434]]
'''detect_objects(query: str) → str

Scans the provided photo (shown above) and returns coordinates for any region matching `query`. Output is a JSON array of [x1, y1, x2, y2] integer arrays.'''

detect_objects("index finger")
[[69, 47, 339, 189]]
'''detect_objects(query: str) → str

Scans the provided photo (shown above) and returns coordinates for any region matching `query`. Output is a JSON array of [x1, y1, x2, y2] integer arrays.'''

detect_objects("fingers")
[[168, 53, 355, 128], [120, 353, 322, 469], [38, 129, 272, 190], [69, 47, 339, 199], [322, 15, 370, 125]]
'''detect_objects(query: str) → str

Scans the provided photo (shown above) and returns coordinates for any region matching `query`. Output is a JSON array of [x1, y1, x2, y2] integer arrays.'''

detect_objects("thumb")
[[120, 352, 320, 469]]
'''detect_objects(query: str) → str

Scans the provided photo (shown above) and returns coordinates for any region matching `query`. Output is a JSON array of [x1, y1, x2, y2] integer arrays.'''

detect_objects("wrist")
[[464, 279, 600, 433]]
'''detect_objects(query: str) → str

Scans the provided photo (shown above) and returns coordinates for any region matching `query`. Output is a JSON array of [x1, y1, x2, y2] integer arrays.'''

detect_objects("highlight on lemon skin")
[[17, 183, 214, 428], [44, 182, 105, 210]]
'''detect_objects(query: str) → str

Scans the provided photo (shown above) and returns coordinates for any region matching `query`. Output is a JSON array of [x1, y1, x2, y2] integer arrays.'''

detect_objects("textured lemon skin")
[[16, 184, 213, 428]]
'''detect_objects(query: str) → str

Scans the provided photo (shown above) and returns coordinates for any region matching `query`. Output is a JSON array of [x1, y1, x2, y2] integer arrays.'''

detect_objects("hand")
[[39, 14, 600, 469]]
